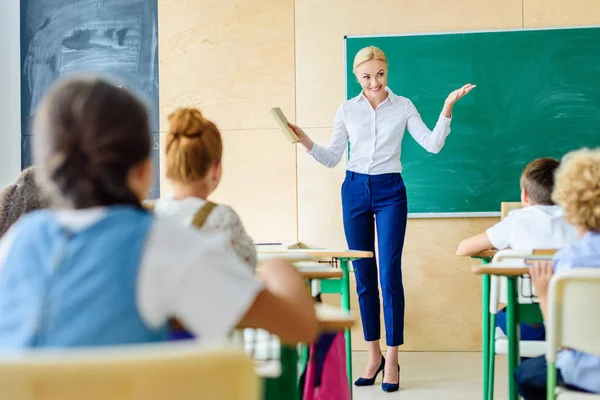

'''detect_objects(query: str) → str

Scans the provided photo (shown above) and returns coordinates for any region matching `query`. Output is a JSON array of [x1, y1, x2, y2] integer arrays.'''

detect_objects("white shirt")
[[308, 87, 452, 174], [154, 197, 257, 267], [486, 205, 578, 251], [0, 209, 263, 339]]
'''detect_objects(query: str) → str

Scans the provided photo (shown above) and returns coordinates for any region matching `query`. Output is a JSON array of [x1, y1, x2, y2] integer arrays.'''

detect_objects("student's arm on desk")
[[239, 258, 319, 344], [457, 232, 496, 256]]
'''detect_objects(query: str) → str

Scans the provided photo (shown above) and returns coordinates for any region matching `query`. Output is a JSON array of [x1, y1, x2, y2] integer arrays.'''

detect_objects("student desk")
[[257, 248, 373, 391], [257, 253, 318, 264], [473, 256, 554, 400], [473, 266, 529, 400], [457, 249, 497, 400]]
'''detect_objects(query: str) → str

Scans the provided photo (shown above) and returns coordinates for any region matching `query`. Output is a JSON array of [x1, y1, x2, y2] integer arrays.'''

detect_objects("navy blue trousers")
[[341, 171, 408, 346]]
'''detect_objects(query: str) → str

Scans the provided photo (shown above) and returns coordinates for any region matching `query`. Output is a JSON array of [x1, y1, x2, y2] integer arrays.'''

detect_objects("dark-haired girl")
[[0, 76, 317, 348]]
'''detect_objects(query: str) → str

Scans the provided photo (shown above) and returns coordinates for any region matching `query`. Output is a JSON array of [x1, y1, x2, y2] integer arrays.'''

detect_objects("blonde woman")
[[289, 46, 475, 392]]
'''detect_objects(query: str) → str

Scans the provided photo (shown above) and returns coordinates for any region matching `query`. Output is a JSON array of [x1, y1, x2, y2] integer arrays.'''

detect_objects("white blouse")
[[153, 197, 257, 268], [308, 87, 452, 175]]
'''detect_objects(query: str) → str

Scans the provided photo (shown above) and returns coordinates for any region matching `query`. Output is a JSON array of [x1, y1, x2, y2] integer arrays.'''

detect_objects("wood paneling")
[[158, 0, 295, 131], [294, 0, 523, 128], [524, 0, 600, 27], [159, 129, 297, 242], [157, 0, 595, 352], [297, 128, 347, 248], [211, 129, 298, 242]]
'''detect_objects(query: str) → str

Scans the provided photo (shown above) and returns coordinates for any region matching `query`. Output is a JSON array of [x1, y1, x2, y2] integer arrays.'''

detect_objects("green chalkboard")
[[345, 27, 600, 214]]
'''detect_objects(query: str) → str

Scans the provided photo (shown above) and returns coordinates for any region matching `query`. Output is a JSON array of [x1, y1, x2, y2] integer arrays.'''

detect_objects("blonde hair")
[[353, 46, 387, 72], [552, 148, 600, 231], [165, 108, 223, 183]]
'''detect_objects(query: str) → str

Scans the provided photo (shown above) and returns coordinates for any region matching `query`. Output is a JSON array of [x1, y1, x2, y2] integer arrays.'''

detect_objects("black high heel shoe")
[[381, 364, 400, 393], [354, 356, 385, 387]]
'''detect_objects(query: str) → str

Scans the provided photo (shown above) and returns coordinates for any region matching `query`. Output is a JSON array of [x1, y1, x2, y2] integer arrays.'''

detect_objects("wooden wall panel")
[[211, 130, 298, 242], [297, 129, 347, 248], [524, 0, 600, 27], [160, 129, 297, 242], [295, 0, 523, 128], [158, 0, 295, 131], [158, 0, 297, 242]]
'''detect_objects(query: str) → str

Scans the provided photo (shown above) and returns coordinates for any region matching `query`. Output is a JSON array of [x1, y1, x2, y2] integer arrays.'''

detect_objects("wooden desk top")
[[472, 266, 530, 276], [456, 249, 498, 258], [258, 248, 373, 259], [316, 303, 355, 332], [257, 253, 317, 264], [458, 249, 557, 259]]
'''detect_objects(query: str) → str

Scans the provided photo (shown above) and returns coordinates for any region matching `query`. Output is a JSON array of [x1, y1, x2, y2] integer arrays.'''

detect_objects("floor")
[[351, 351, 508, 400]]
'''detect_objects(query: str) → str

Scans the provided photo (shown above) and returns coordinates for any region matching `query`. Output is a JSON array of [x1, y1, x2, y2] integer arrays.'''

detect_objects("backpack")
[[300, 331, 351, 400]]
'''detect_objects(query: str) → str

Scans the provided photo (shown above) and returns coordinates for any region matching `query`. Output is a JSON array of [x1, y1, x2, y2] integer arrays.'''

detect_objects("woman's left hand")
[[442, 83, 476, 118]]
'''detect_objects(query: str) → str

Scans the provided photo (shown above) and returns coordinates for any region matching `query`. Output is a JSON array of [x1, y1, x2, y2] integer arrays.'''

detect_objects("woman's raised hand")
[[287, 122, 313, 151], [442, 83, 476, 118]]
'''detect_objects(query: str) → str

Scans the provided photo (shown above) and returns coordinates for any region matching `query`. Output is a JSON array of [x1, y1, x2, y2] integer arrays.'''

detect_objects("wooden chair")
[[0, 342, 259, 400], [547, 269, 600, 399], [501, 201, 522, 219]]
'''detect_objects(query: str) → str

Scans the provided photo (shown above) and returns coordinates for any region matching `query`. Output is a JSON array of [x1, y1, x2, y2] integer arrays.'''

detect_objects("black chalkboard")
[[20, 0, 160, 198]]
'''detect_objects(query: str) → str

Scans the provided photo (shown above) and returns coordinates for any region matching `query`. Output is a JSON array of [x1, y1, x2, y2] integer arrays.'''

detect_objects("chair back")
[[0, 343, 260, 400], [501, 202, 522, 220], [547, 269, 600, 362], [489, 249, 555, 313]]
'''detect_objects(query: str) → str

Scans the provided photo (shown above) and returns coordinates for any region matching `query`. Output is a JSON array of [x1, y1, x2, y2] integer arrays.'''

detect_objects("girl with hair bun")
[[153, 107, 256, 268]]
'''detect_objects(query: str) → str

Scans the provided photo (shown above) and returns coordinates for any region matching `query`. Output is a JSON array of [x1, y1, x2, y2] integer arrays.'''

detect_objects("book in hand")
[[270, 107, 299, 143]]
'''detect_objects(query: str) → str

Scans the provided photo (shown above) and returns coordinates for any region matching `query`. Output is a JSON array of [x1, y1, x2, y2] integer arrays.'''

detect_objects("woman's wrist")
[[301, 138, 313, 152], [442, 102, 454, 118]]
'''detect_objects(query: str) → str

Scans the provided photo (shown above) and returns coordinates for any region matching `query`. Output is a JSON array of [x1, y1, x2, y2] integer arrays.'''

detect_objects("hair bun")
[[167, 108, 209, 140]]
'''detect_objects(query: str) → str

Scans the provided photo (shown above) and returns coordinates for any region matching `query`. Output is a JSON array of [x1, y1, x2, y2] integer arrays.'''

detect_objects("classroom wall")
[[158, 0, 599, 351], [0, 0, 23, 187]]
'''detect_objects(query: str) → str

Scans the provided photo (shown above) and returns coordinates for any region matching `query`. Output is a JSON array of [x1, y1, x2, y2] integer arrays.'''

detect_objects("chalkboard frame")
[[344, 25, 600, 218]]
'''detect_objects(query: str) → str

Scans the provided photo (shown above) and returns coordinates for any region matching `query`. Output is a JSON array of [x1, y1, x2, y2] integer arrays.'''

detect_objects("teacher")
[[289, 46, 474, 392]]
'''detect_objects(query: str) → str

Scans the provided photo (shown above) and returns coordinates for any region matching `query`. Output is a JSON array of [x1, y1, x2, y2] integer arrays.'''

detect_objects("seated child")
[[458, 157, 578, 340], [0, 76, 318, 348], [0, 167, 49, 238], [516, 148, 600, 399], [152, 107, 256, 268]]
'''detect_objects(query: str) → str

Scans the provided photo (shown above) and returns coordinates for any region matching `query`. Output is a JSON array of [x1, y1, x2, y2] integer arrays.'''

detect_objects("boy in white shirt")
[[457, 157, 578, 340], [457, 157, 577, 256]]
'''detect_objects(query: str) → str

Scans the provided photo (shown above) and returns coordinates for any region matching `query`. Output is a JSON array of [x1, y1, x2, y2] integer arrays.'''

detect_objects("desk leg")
[[339, 258, 353, 396], [482, 274, 491, 400], [489, 311, 497, 400], [507, 277, 519, 400]]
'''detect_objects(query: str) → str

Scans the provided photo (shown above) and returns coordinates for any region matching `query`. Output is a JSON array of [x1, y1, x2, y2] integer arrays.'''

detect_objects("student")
[[0, 167, 49, 238], [0, 76, 318, 348], [457, 157, 578, 341], [458, 158, 577, 256], [152, 107, 256, 268], [516, 148, 600, 399]]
